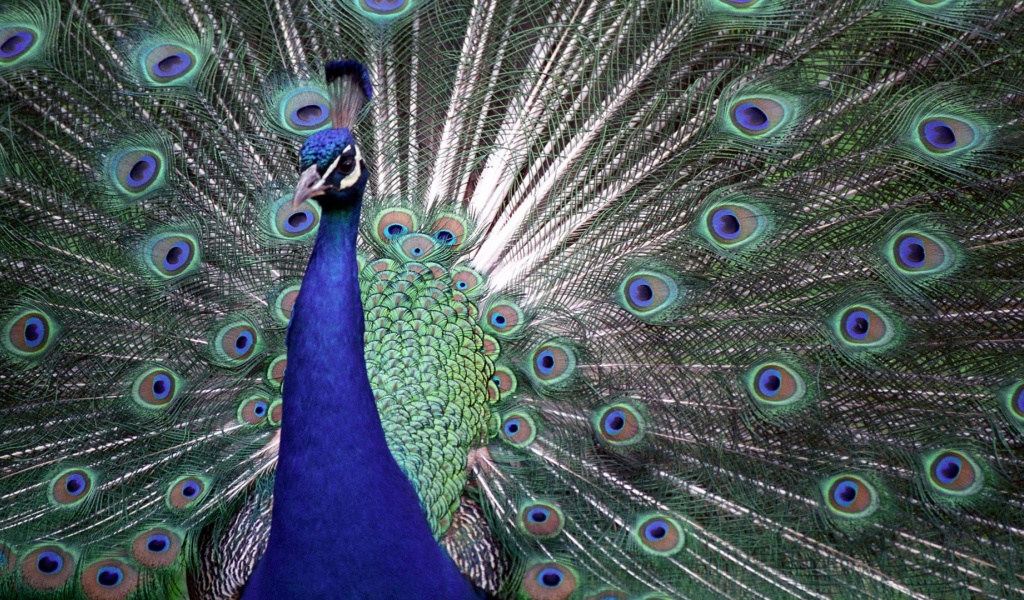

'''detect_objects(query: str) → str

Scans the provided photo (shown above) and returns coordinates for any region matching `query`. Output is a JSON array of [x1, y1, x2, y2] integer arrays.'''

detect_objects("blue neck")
[[243, 203, 480, 598]]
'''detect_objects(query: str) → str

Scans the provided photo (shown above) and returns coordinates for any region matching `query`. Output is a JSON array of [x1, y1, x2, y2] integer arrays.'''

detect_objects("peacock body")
[[1, 0, 1023, 598]]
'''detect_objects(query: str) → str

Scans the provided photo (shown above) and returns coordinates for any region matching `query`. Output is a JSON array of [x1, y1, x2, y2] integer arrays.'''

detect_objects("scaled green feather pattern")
[[360, 254, 496, 536]]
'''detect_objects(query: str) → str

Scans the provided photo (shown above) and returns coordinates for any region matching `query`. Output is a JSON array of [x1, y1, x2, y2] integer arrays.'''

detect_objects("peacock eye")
[[338, 156, 356, 175], [291, 103, 328, 128], [835, 304, 894, 348], [142, 43, 199, 86], [519, 502, 564, 538], [133, 367, 181, 409], [917, 117, 977, 154], [523, 563, 577, 598], [52, 469, 94, 506], [239, 394, 272, 424], [361, 0, 410, 15], [37, 551, 63, 573], [746, 362, 806, 409], [634, 514, 685, 556], [822, 474, 879, 518], [483, 300, 524, 336], [924, 450, 983, 496], [167, 476, 208, 510], [96, 565, 124, 587], [492, 367, 517, 395], [0, 29, 37, 63], [132, 528, 182, 568], [375, 208, 417, 242], [593, 402, 645, 446], [82, 559, 138, 597], [147, 535, 170, 553]]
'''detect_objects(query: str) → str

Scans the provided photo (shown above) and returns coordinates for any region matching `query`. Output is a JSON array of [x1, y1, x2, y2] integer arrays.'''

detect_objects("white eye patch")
[[337, 145, 362, 190]]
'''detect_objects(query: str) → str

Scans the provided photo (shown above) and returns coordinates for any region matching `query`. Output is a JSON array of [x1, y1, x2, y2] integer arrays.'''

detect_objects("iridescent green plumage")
[[359, 250, 496, 536], [2, 0, 1024, 598]]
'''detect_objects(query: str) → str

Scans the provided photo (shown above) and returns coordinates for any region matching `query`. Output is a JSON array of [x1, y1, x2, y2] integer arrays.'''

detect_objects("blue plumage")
[[245, 87, 481, 597]]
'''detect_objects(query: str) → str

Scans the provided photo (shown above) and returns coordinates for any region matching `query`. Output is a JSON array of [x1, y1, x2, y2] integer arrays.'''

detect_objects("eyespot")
[[917, 116, 977, 154], [4, 308, 57, 358], [529, 342, 576, 386], [358, 0, 412, 16], [484, 300, 524, 336], [282, 88, 332, 133], [111, 149, 164, 197], [167, 476, 208, 510], [746, 362, 805, 408], [82, 559, 138, 600], [375, 208, 418, 243], [522, 563, 577, 600], [50, 469, 94, 506], [223, 327, 255, 359], [492, 366, 517, 395], [132, 367, 181, 408], [1002, 382, 1024, 432], [451, 267, 485, 294], [835, 305, 894, 349], [145, 232, 200, 280], [271, 285, 300, 325], [634, 514, 685, 556], [924, 450, 982, 496], [888, 231, 954, 276], [701, 202, 767, 249], [430, 215, 469, 248], [142, 43, 199, 85], [500, 412, 536, 447], [518, 501, 564, 538], [238, 394, 271, 425], [269, 196, 320, 240], [212, 320, 262, 365], [269, 399, 283, 427], [718, 0, 759, 7], [266, 355, 287, 389], [399, 234, 437, 260], [21, 546, 74, 590], [593, 403, 645, 446], [729, 97, 787, 136], [481, 335, 500, 356], [0, 27, 38, 64], [618, 270, 679, 318], [132, 527, 182, 568], [822, 475, 879, 518]]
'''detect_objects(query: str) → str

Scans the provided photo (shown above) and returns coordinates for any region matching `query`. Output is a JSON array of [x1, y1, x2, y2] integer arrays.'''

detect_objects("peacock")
[[1, 0, 1023, 597]]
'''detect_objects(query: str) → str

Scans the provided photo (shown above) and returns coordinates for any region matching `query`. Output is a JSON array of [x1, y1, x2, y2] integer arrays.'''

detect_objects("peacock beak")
[[292, 154, 342, 208]]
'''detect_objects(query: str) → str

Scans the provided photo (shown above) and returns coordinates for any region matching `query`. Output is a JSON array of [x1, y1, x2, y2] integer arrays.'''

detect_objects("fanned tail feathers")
[[2, 0, 1024, 598]]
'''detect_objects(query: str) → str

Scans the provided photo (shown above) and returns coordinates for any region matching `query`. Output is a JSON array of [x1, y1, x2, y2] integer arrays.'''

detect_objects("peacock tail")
[[2, 0, 1024, 598]]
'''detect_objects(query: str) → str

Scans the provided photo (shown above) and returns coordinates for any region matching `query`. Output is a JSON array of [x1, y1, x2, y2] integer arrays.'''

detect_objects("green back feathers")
[[358, 228, 495, 537]]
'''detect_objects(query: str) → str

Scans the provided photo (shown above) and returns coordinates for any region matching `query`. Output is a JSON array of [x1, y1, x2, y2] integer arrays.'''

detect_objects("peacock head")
[[292, 128, 368, 208], [291, 59, 372, 210]]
